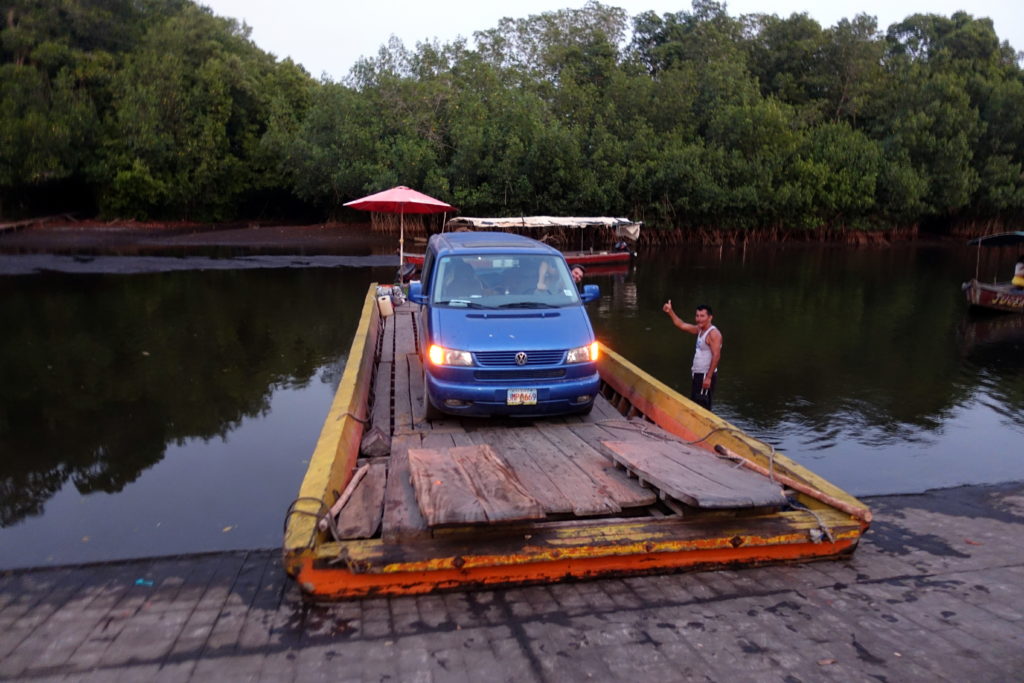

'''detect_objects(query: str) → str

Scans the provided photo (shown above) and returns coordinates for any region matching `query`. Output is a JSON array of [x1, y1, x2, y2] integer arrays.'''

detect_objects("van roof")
[[431, 231, 561, 256]]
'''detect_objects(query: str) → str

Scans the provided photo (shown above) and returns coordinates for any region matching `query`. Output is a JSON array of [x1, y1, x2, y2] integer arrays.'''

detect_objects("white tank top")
[[692, 325, 718, 374]]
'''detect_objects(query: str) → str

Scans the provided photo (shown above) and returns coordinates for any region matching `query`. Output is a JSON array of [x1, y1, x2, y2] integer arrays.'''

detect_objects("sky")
[[199, 0, 1022, 82]]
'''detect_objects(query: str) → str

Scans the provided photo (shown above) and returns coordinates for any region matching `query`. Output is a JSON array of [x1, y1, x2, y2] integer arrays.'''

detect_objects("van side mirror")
[[580, 284, 600, 303], [408, 281, 427, 305]]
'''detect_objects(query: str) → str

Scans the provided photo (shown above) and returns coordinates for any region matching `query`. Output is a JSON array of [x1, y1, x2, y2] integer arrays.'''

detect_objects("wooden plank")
[[421, 432, 456, 449], [360, 358, 391, 458], [425, 417, 468, 433], [407, 352, 431, 431], [394, 301, 419, 314], [486, 426, 621, 516], [381, 433, 429, 543], [466, 429, 576, 514], [601, 440, 787, 509], [450, 431, 475, 447], [379, 312, 394, 364], [368, 359, 392, 435], [584, 420, 782, 505], [394, 310, 417, 356], [392, 351, 414, 435], [450, 445, 546, 523], [408, 448, 489, 526], [334, 461, 388, 539], [536, 424, 657, 508], [319, 464, 370, 532], [408, 445, 546, 526], [567, 421, 677, 490], [590, 393, 628, 422], [391, 309, 415, 432], [569, 420, 673, 454]]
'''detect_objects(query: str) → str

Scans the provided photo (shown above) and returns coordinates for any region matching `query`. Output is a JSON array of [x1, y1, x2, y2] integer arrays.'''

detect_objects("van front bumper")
[[425, 369, 600, 417]]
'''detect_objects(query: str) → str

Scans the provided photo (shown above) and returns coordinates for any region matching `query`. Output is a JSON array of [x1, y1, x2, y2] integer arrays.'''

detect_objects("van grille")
[[474, 350, 565, 366], [474, 369, 566, 380]]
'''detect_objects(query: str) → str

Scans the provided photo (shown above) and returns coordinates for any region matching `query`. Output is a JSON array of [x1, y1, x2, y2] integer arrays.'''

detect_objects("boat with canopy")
[[962, 232, 1024, 313], [406, 216, 641, 268]]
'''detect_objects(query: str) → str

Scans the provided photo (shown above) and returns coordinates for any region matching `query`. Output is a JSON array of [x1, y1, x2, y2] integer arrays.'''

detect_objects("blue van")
[[408, 232, 601, 418]]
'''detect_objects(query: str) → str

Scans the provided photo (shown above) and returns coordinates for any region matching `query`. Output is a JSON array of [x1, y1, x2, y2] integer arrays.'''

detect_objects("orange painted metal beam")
[[291, 538, 859, 599]]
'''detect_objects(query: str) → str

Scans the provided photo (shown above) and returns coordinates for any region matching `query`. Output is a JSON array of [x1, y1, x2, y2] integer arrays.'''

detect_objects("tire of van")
[[577, 402, 594, 416], [422, 379, 444, 421]]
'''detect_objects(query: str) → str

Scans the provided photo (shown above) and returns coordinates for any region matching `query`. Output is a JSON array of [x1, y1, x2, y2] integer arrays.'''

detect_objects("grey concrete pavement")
[[2, 482, 1022, 682]]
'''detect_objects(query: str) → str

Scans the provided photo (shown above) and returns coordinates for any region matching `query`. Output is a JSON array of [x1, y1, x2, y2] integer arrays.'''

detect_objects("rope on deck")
[[283, 497, 332, 548]]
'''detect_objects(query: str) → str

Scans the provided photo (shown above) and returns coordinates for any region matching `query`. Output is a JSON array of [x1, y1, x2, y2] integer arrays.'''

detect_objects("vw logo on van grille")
[[515, 352, 528, 366], [475, 350, 564, 366]]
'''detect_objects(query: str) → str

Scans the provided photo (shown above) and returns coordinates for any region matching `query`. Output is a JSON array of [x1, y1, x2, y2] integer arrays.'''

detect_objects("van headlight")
[[428, 344, 473, 366], [566, 342, 599, 364]]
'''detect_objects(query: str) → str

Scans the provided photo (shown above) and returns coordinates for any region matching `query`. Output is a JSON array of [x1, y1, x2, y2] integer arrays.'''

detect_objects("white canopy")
[[446, 216, 641, 241]]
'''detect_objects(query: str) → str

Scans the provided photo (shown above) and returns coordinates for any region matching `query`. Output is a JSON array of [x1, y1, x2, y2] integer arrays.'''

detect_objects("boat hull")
[[562, 250, 632, 266], [964, 279, 1024, 313]]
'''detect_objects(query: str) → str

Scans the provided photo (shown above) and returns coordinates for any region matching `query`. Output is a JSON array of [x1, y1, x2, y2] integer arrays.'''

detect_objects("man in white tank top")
[[662, 300, 723, 411]]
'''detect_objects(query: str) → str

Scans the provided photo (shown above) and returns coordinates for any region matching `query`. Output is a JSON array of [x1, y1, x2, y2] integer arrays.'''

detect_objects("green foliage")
[[93, 5, 292, 219], [1, 0, 1022, 231]]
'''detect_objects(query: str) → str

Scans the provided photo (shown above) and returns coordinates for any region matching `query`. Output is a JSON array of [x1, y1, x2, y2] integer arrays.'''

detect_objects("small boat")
[[568, 261, 629, 277], [561, 249, 632, 267], [405, 216, 640, 269], [962, 232, 1024, 313]]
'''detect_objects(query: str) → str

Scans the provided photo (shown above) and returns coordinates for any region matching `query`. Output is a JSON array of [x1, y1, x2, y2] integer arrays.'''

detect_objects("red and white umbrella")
[[343, 186, 455, 267]]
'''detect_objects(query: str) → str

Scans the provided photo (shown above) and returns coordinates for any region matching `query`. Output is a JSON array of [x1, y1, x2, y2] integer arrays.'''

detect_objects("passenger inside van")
[[441, 259, 482, 299]]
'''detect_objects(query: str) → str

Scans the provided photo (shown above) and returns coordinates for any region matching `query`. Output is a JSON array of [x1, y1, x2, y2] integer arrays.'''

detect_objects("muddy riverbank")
[[0, 221, 394, 256]]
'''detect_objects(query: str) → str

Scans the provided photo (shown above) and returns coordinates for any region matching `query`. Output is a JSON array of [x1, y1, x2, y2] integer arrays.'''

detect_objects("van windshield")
[[433, 254, 581, 308]]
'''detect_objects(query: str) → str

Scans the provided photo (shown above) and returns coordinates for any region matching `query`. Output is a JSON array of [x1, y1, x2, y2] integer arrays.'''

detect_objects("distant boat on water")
[[962, 232, 1024, 314]]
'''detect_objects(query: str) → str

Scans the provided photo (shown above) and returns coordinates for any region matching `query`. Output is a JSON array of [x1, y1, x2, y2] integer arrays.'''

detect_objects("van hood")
[[430, 306, 595, 351]]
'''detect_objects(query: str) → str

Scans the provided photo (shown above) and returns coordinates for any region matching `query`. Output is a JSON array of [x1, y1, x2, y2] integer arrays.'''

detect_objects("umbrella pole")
[[399, 208, 405, 271]]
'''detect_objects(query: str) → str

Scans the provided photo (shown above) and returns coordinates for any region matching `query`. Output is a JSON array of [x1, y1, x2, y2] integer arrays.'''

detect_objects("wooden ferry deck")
[[283, 289, 870, 598], [350, 303, 786, 541]]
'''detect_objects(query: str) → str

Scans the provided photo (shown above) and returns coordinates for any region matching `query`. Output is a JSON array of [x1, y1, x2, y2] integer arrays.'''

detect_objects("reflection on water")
[[1, 243, 1022, 568], [0, 265, 391, 568], [957, 312, 1024, 430]]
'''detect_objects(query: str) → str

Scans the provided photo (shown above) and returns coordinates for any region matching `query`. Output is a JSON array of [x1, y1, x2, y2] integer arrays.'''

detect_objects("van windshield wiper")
[[438, 299, 491, 308], [497, 301, 559, 309]]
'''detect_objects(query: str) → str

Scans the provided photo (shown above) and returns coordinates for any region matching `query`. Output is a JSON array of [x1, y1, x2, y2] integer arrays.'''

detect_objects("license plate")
[[507, 389, 537, 406]]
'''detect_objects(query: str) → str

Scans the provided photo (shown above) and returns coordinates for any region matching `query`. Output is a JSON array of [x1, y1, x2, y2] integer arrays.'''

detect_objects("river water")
[[1, 241, 1021, 569]]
